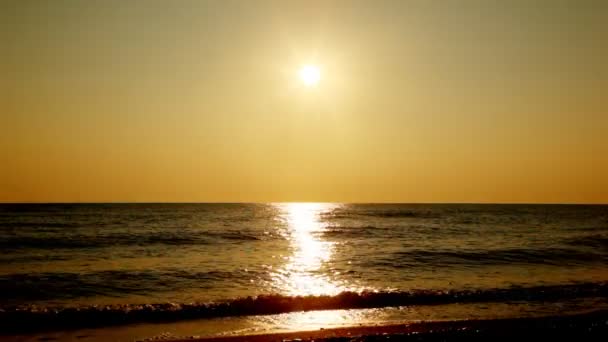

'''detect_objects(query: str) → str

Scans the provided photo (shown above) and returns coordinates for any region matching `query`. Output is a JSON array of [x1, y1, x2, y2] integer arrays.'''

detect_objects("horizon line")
[[1, 201, 606, 205]]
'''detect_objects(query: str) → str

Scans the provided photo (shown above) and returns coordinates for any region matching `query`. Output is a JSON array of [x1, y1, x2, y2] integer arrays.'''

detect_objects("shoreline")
[[169, 310, 608, 342]]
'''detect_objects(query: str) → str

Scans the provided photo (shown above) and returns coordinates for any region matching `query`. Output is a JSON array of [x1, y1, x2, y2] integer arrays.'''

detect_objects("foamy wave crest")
[[1, 282, 607, 333]]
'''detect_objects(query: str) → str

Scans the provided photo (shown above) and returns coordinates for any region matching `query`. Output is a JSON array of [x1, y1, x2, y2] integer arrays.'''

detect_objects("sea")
[[1, 203, 607, 341]]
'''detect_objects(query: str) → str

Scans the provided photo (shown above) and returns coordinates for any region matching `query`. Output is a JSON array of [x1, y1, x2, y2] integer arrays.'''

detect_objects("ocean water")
[[1, 203, 608, 338]]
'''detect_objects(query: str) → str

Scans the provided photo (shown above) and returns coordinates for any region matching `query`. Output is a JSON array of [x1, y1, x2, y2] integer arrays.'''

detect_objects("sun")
[[299, 65, 321, 87]]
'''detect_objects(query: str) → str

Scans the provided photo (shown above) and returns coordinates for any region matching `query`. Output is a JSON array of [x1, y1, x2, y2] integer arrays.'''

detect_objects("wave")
[[383, 247, 607, 267], [0, 269, 263, 302], [321, 208, 438, 220], [218, 232, 261, 241], [0, 222, 82, 228], [320, 225, 393, 239], [0, 231, 261, 250], [1, 282, 606, 333], [361, 210, 432, 218], [565, 235, 608, 250]]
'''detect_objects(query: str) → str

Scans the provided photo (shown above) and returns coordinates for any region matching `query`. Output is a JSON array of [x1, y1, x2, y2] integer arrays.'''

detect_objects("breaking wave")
[[1, 282, 607, 333]]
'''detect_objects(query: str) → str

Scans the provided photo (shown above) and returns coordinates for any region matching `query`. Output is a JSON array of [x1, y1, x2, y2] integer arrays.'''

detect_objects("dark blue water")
[[1, 203, 607, 332]]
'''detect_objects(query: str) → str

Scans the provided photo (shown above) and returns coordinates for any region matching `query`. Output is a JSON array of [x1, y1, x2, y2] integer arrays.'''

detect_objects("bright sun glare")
[[299, 65, 321, 87]]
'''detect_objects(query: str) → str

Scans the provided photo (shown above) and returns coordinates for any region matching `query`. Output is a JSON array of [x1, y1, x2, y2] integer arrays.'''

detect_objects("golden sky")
[[2, 0, 607, 203]]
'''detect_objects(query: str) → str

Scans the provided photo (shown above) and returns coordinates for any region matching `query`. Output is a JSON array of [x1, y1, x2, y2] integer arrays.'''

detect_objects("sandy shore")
[[170, 310, 608, 342]]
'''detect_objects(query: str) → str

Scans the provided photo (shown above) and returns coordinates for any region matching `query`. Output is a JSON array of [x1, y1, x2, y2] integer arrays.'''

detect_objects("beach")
[[172, 310, 608, 342], [4, 309, 607, 341]]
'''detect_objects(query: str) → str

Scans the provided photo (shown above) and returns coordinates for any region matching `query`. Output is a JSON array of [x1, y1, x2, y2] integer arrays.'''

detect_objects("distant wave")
[[320, 226, 393, 239], [0, 269, 264, 302], [1, 282, 607, 333], [321, 209, 437, 220], [381, 247, 608, 267], [359, 210, 434, 218], [0, 222, 82, 228], [565, 234, 608, 250], [0, 231, 261, 250]]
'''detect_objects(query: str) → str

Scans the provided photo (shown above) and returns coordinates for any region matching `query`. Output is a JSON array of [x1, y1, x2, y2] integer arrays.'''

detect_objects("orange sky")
[[2, 0, 607, 203]]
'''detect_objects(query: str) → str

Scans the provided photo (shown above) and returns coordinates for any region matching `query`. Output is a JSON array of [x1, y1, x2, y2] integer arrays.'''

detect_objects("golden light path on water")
[[273, 202, 342, 296], [267, 203, 369, 331]]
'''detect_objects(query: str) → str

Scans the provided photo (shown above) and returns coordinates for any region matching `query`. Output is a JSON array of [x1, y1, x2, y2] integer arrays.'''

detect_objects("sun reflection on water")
[[273, 203, 342, 296]]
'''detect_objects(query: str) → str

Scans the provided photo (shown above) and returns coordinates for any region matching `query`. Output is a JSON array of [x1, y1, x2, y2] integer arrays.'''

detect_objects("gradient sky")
[[2, 0, 607, 203]]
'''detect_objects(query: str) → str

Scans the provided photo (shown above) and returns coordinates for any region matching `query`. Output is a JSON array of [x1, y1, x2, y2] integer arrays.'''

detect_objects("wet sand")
[[171, 310, 608, 342]]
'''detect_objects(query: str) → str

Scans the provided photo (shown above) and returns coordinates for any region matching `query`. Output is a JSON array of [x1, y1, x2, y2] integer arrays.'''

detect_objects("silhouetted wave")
[[0, 270, 264, 302], [384, 247, 607, 267], [565, 234, 608, 249], [336, 210, 437, 219], [0, 222, 82, 228], [0, 231, 261, 250], [320, 226, 393, 238], [1, 282, 606, 333]]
